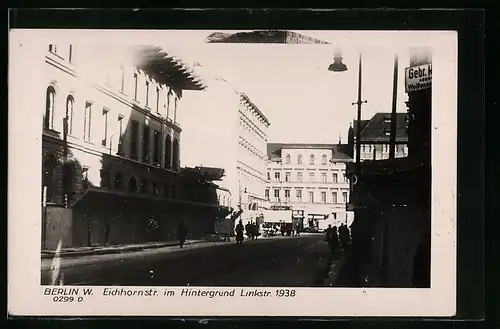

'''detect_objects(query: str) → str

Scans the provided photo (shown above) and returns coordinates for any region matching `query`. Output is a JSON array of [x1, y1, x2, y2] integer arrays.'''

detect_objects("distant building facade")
[[265, 143, 354, 231], [347, 112, 409, 162], [179, 76, 271, 226], [40, 44, 226, 250]]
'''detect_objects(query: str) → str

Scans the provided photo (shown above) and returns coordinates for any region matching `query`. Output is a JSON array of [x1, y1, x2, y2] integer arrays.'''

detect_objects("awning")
[[133, 45, 205, 91]]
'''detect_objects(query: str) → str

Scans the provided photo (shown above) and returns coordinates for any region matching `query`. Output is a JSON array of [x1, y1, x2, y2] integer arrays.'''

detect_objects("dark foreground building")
[[342, 49, 432, 288]]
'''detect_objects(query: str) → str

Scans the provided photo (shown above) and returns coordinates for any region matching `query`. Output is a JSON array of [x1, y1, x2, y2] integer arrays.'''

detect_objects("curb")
[[41, 240, 201, 259]]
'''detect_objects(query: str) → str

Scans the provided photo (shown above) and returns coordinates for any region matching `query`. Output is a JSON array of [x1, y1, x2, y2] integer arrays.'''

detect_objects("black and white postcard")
[[8, 29, 457, 317]]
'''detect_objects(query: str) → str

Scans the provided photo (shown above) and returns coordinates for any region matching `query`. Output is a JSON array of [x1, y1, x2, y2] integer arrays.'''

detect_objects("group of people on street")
[[325, 223, 351, 256], [235, 220, 261, 244]]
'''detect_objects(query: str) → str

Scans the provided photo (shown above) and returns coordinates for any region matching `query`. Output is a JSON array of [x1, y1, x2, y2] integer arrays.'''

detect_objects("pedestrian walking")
[[177, 218, 188, 248], [235, 220, 244, 245]]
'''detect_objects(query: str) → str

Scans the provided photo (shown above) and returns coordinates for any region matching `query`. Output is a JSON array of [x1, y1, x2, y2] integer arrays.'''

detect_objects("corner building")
[[265, 143, 354, 231]]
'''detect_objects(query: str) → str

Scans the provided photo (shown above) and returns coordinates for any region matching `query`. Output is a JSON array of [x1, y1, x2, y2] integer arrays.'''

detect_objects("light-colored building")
[[348, 112, 409, 162], [179, 76, 271, 225], [40, 44, 223, 249], [265, 143, 354, 231]]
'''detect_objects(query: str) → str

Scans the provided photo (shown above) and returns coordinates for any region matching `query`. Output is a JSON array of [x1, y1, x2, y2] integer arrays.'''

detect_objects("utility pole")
[[352, 54, 367, 173], [389, 54, 399, 159]]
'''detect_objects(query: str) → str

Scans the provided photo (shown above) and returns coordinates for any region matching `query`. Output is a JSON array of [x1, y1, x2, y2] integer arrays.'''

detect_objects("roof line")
[[240, 93, 271, 126]]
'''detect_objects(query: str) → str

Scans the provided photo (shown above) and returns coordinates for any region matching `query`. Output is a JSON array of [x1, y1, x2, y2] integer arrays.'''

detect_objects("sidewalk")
[[41, 234, 290, 260], [41, 239, 203, 259]]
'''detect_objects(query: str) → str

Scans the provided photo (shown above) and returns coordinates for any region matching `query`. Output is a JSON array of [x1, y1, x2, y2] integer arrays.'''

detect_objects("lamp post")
[[327, 51, 366, 172]]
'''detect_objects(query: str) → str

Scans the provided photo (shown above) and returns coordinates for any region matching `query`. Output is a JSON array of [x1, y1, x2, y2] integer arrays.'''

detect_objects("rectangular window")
[[265, 189, 270, 200], [49, 44, 57, 53], [274, 189, 280, 200], [332, 192, 338, 204], [309, 191, 314, 203], [117, 115, 124, 154], [332, 173, 338, 183], [156, 87, 160, 113], [133, 73, 138, 100], [102, 109, 109, 146], [285, 189, 290, 202], [68, 45, 73, 63], [321, 191, 326, 203], [130, 120, 139, 159], [309, 172, 315, 183], [153, 130, 160, 165], [275, 172, 280, 182], [173, 97, 178, 122], [296, 190, 302, 203], [142, 124, 150, 163], [120, 66, 125, 92], [321, 173, 327, 183], [342, 191, 348, 203], [166, 92, 172, 119], [267, 172, 271, 181], [145, 81, 150, 107], [285, 172, 291, 182], [297, 172, 303, 182], [83, 102, 92, 141]]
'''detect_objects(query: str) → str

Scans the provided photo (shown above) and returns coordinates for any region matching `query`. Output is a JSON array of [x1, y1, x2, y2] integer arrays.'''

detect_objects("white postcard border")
[[8, 29, 457, 317]]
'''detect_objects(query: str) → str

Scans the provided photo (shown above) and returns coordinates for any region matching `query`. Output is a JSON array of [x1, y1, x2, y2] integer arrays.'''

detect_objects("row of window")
[[49, 44, 180, 123], [283, 153, 331, 165], [49, 44, 74, 63], [44, 86, 180, 170], [267, 171, 347, 184], [217, 194, 231, 207], [108, 173, 176, 198], [265, 189, 349, 204], [359, 144, 408, 153], [239, 115, 266, 143]]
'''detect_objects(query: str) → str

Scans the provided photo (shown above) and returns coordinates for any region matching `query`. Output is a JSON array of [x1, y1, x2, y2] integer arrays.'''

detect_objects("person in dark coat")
[[235, 220, 244, 245], [339, 223, 350, 251], [177, 219, 188, 248], [329, 226, 340, 256]]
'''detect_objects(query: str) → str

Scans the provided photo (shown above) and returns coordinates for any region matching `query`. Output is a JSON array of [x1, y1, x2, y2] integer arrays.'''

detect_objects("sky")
[[154, 30, 426, 144]]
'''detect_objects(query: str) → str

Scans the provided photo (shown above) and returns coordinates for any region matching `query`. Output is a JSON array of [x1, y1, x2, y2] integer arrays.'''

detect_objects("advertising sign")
[[405, 63, 432, 93]]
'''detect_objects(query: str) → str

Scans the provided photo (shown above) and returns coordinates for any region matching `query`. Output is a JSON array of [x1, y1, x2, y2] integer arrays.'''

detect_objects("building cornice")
[[239, 94, 271, 126]]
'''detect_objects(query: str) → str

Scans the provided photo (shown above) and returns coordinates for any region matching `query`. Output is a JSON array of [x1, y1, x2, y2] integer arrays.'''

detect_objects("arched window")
[[322, 154, 327, 165], [44, 86, 56, 130], [297, 154, 303, 165], [285, 154, 291, 164], [164, 134, 172, 169], [42, 155, 58, 204], [172, 138, 180, 171], [128, 177, 138, 192], [65, 95, 74, 135], [309, 154, 315, 165]]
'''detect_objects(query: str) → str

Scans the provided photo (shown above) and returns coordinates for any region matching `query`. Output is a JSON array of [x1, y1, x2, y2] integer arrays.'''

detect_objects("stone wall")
[[43, 206, 73, 250], [72, 193, 221, 248]]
